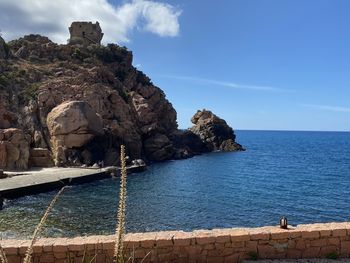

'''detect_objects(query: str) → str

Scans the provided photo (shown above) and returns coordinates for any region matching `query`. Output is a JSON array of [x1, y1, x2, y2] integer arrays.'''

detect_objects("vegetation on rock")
[[0, 34, 243, 170]]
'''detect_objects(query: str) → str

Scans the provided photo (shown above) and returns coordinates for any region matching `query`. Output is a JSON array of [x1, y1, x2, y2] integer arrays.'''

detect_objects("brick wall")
[[1, 222, 350, 263]]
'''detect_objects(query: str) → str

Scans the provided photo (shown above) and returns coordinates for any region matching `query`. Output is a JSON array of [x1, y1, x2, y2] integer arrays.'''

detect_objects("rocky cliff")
[[0, 34, 244, 170]]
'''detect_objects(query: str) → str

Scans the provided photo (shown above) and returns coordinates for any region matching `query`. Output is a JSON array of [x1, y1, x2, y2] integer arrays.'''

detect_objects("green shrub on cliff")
[[0, 74, 9, 87], [18, 83, 40, 104], [72, 47, 90, 61], [92, 44, 128, 63], [2, 42, 10, 58], [118, 90, 129, 103]]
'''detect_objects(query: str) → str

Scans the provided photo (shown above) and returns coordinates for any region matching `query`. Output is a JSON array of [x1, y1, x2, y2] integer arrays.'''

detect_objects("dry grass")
[[1, 145, 136, 263], [23, 186, 66, 263], [0, 244, 8, 263], [113, 145, 128, 263]]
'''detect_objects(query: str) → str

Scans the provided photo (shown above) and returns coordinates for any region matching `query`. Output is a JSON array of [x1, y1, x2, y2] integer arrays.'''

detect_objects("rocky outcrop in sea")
[[0, 34, 244, 170]]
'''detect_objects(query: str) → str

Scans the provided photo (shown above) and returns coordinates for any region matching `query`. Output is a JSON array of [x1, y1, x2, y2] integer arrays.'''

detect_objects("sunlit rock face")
[[190, 109, 245, 152], [0, 33, 179, 167], [47, 101, 104, 166], [0, 128, 30, 170], [0, 27, 243, 169]]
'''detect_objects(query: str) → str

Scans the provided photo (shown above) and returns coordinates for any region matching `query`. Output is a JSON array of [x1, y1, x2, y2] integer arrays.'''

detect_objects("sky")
[[1, 0, 350, 131]]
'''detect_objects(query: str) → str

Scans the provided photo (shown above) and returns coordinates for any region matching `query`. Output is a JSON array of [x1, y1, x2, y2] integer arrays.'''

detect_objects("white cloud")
[[159, 75, 288, 92], [0, 0, 181, 44], [303, 104, 350, 113]]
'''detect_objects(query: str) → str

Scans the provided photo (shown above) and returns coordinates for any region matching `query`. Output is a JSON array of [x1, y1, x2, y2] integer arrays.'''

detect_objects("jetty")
[[0, 165, 146, 199]]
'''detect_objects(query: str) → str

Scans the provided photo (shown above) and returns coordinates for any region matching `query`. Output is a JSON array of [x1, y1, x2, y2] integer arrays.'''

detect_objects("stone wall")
[[2, 222, 350, 263]]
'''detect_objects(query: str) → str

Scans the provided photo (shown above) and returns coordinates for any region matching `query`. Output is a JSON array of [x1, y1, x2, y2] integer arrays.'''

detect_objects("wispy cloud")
[[0, 0, 181, 44], [159, 75, 289, 92], [303, 104, 350, 113]]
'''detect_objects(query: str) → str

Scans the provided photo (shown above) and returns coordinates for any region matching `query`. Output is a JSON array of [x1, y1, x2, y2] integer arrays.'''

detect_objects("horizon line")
[[178, 127, 350, 133], [237, 128, 350, 133]]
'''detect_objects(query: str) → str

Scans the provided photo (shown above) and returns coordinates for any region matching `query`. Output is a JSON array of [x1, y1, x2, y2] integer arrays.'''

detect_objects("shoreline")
[[0, 165, 146, 200]]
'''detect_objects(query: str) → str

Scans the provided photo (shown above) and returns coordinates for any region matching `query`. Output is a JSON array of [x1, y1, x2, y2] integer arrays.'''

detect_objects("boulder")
[[0, 108, 17, 129], [47, 101, 104, 166], [0, 128, 30, 170], [189, 109, 245, 152]]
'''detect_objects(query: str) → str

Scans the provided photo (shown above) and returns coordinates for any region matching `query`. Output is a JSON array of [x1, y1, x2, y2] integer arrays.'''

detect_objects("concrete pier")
[[0, 165, 146, 199]]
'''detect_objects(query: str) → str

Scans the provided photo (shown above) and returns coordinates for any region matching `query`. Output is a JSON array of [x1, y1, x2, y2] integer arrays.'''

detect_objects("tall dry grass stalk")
[[0, 244, 8, 263], [113, 145, 128, 263], [23, 186, 66, 263]]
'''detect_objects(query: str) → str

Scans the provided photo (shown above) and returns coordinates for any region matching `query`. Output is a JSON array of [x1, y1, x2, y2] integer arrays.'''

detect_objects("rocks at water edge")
[[0, 29, 245, 170], [189, 109, 245, 152], [171, 110, 244, 159]]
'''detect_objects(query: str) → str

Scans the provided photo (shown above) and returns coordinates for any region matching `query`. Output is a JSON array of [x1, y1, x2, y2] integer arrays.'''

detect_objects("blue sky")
[[1, 0, 349, 131], [126, 0, 350, 131]]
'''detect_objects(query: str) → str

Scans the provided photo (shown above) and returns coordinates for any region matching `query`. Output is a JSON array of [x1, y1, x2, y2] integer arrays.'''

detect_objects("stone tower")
[[69, 21, 104, 45]]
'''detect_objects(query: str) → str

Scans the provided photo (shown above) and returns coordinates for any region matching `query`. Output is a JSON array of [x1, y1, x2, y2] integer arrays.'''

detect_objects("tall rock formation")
[[0, 25, 244, 170]]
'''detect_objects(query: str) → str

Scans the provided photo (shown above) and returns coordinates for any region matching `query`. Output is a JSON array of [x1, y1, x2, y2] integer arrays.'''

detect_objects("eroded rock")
[[47, 101, 103, 166], [0, 128, 30, 170], [0, 30, 244, 168], [189, 109, 245, 152]]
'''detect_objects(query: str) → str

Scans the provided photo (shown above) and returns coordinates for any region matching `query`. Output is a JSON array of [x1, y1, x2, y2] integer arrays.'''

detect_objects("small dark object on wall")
[[0, 169, 5, 179], [280, 217, 288, 229]]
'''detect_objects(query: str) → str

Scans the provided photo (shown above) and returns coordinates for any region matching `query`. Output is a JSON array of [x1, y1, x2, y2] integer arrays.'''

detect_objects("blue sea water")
[[1, 130, 350, 239]]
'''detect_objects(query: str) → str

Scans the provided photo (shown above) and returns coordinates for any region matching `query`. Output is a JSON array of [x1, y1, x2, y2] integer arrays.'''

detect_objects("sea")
[[1, 130, 350, 239]]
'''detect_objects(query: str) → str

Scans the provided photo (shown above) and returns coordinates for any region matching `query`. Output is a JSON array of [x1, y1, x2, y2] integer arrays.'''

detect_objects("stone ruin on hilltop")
[[69, 21, 104, 45]]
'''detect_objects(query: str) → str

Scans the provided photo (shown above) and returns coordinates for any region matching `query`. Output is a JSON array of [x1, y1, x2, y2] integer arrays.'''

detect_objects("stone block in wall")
[[319, 246, 338, 257], [301, 230, 320, 239], [230, 230, 250, 242], [341, 240, 350, 255], [258, 244, 276, 259], [302, 247, 321, 258], [333, 229, 347, 237], [29, 148, 54, 167], [286, 249, 302, 259], [328, 237, 340, 246], [319, 229, 332, 237], [224, 253, 239, 263]]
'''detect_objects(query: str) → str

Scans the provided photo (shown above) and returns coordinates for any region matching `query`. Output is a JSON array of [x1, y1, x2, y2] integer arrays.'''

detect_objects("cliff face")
[[0, 34, 243, 170]]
